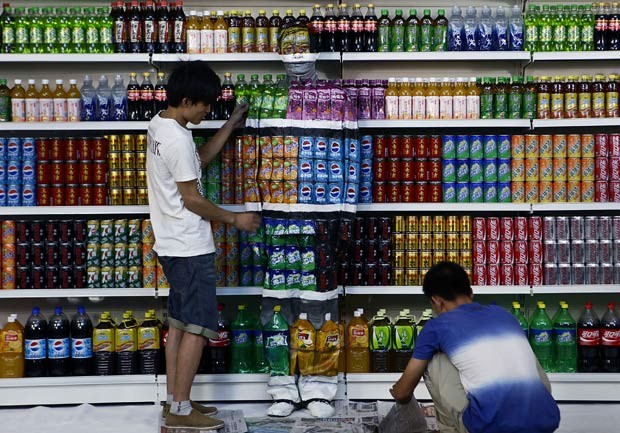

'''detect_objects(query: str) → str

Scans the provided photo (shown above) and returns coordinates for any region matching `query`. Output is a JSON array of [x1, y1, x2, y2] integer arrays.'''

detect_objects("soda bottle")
[[476, 5, 493, 51], [418, 9, 433, 52], [448, 6, 464, 52], [24, 307, 47, 377], [140, 72, 155, 121], [511, 302, 529, 336], [172, 0, 186, 53], [230, 305, 253, 373], [154, 72, 167, 113], [346, 310, 369, 372], [143, 0, 157, 53], [55, 7, 71, 54], [262, 306, 289, 375], [551, 6, 565, 51], [234, 73, 249, 106], [268, 10, 281, 53], [463, 6, 478, 51], [28, 7, 44, 54], [115, 311, 138, 374], [601, 302, 620, 372], [323, 4, 338, 52], [566, 4, 580, 52], [296, 9, 309, 27], [10, 79, 26, 122], [523, 75, 537, 119], [0, 79, 11, 122], [227, 10, 241, 53], [0, 314, 24, 378], [208, 303, 230, 374], [272, 74, 289, 119], [595, 2, 609, 50], [25, 79, 40, 123], [84, 7, 100, 54], [80, 75, 96, 121], [336, 3, 350, 52], [258, 74, 274, 119], [127, 72, 141, 121], [219, 72, 235, 120], [606, 74, 619, 117], [1, 4, 15, 53], [581, 4, 595, 51], [376, 9, 390, 52], [94, 311, 116, 375], [507, 76, 523, 119], [47, 307, 70, 376], [138, 310, 160, 374], [290, 313, 314, 375], [553, 302, 577, 373], [391, 310, 414, 373], [592, 73, 606, 118], [71, 306, 94, 376], [578, 302, 601, 372], [524, 4, 538, 52], [578, 74, 592, 118], [52, 79, 68, 122], [128, 0, 143, 53], [241, 10, 255, 53], [350, 3, 364, 52], [95, 75, 112, 121], [416, 310, 433, 338], [492, 5, 508, 51], [42, 7, 58, 54], [550, 75, 565, 119], [390, 9, 405, 52], [36, 78, 51, 122], [112, 1, 129, 53], [370, 310, 391, 373], [252, 310, 269, 374], [363, 3, 378, 52], [246, 74, 261, 119], [433, 9, 448, 51], [111, 74, 128, 121], [529, 301, 554, 372], [70, 7, 85, 53], [307, 5, 323, 53], [156, 0, 171, 53], [99, 7, 115, 54], [13, 7, 28, 54], [539, 5, 553, 51], [564, 75, 578, 118]]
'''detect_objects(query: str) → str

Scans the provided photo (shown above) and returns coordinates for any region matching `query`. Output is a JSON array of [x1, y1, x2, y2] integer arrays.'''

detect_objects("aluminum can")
[[557, 240, 571, 263], [601, 263, 613, 284], [499, 217, 514, 240], [539, 134, 553, 158], [554, 216, 568, 240], [525, 158, 539, 181], [529, 263, 544, 285], [557, 263, 571, 285], [442, 183, 456, 202], [529, 240, 543, 263], [585, 263, 599, 285], [524, 134, 539, 158], [584, 239, 599, 263], [582, 158, 596, 181], [500, 264, 514, 285], [500, 240, 514, 264], [515, 264, 528, 285], [488, 264, 500, 286], [442, 135, 456, 159], [372, 136, 386, 158], [600, 216, 613, 240], [472, 264, 486, 285], [613, 239, 620, 263], [486, 241, 500, 264], [600, 239, 613, 264], [486, 217, 500, 241], [572, 263, 585, 284], [584, 216, 599, 240], [44, 265, 59, 289], [472, 217, 486, 240], [514, 240, 529, 264], [511, 135, 526, 158], [513, 217, 527, 241], [542, 239, 556, 264], [512, 182, 525, 203]]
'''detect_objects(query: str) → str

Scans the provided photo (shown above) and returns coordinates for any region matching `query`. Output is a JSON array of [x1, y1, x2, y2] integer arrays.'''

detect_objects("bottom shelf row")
[[0, 373, 618, 406]]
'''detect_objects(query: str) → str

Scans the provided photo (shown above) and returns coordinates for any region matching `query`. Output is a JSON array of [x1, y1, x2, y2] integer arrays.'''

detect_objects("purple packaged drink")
[[331, 86, 345, 121], [343, 79, 358, 120], [543, 217, 556, 241], [569, 216, 584, 240], [287, 81, 304, 120], [371, 80, 386, 120], [613, 216, 620, 239], [357, 79, 371, 119], [584, 216, 599, 240], [614, 239, 620, 263], [317, 81, 331, 121], [302, 84, 318, 120]]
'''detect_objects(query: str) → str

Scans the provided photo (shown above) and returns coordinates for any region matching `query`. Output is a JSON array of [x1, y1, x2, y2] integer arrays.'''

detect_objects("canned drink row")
[[37, 160, 107, 185], [443, 158, 511, 183], [393, 215, 472, 234], [86, 242, 145, 268], [443, 135, 511, 160], [15, 264, 87, 289], [263, 268, 321, 291], [543, 263, 618, 285], [542, 216, 619, 241], [473, 217, 537, 241], [12, 242, 87, 267], [108, 187, 148, 206], [108, 168, 147, 189], [107, 151, 146, 171], [215, 263, 243, 287], [543, 239, 618, 265], [392, 249, 471, 269], [107, 135, 146, 153], [343, 261, 391, 286], [512, 181, 597, 203], [0, 159, 36, 185], [239, 265, 266, 287], [87, 265, 145, 289], [0, 184, 36, 207], [375, 135, 442, 159], [0, 137, 37, 160], [36, 184, 108, 206], [294, 136, 360, 162], [596, 180, 620, 202], [393, 232, 472, 252], [279, 159, 356, 183], [373, 181, 442, 203], [443, 182, 511, 203], [515, 157, 597, 182], [519, 134, 597, 159], [473, 240, 542, 265], [472, 263, 538, 286], [375, 158, 441, 182]]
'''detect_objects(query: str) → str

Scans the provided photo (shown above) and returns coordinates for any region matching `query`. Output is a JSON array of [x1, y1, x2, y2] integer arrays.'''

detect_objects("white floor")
[[0, 402, 618, 433]]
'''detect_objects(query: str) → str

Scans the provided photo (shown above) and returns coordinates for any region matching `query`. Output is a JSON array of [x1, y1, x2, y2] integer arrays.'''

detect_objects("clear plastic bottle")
[[412, 77, 426, 119], [111, 74, 128, 121], [390, 9, 405, 52], [466, 76, 481, 119], [553, 5, 567, 51], [476, 5, 493, 51], [398, 77, 412, 119], [200, 8, 214, 54], [263, 305, 289, 375], [25, 79, 40, 123], [419, 9, 433, 52], [426, 77, 440, 119], [448, 6, 464, 51], [530, 301, 554, 372], [154, 72, 167, 113], [511, 301, 529, 337], [80, 75, 96, 121], [553, 303, 577, 373], [0, 314, 24, 378], [346, 310, 369, 373], [10, 79, 26, 122], [492, 5, 509, 50], [186, 10, 200, 54], [269, 10, 282, 53], [52, 79, 68, 122], [509, 4, 524, 51], [433, 8, 448, 51], [140, 72, 155, 121], [94, 311, 116, 375], [96, 75, 112, 121], [439, 77, 453, 119], [524, 4, 538, 52], [385, 77, 399, 119], [24, 307, 47, 377], [0, 79, 11, 121], [214, 11, 228, 54], [463, 6, 478, 51], [230, 305, 253, 373], [453, 77, 467, 119], [28, 7, 44, 54], [405, 9, 420, 52], [71, 306, 94, 376]]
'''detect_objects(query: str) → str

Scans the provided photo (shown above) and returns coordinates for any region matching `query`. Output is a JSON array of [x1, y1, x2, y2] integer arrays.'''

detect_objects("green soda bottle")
[[369, 310, 392, 373], [252, 308, 269, 373], [14, 7, 30, 54], [99, 7, 114, 54], [494, 77, 508, 119], [480, 77, 494, 119], [553, 5, 567, 51], [263, 305, 290, 376], [70, 7, 85, 53], [390, 9, 405, 52], [28, 7, 44, 54], [259, 74, 275, 120], [0, 79, 10, 121], [405, 9, 419, 52], [377, 9, 391, 52], [1, 5, 15, 53], [234, 74, 249, 106], [391, 310, 415, 373], [529, 301, 554, 372], [566, 4, 580, 51], [247, 74, 262, 119], [539, 4, 553, 51], [230, 305, 254, 373], [553, 302, 577, 373], [56, 7, 71, 54], [508, 76, 523, 119], [272, 74, 289, 119], [511, 302, 529, 337], [42, 7, 58, 53], [524, 4, 538, 52], [419, 9, 433, 52], [433, 9, 448, 51], [85, 8, 101, 53], [523, 76, 538, 118], [580, 5, 595, 51]]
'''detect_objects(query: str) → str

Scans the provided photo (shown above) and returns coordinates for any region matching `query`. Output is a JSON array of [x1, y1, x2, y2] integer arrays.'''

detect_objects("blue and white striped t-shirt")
[[413, 302, 560, 433]]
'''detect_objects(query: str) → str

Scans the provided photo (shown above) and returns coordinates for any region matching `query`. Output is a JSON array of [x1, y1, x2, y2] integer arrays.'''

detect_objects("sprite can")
[[253, 266, 265, 287], [300, 271, 317, 291], [301, 247, 316, 272]]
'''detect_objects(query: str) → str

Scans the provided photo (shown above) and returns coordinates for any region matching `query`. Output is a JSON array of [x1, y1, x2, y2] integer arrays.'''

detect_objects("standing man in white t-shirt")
[[147, 61, 260, 430]]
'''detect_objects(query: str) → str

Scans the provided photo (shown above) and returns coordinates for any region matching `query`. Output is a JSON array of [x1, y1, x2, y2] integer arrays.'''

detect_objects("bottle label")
[[158, 20, 169, 43], [295, 329, 315, 349], [540, 25, 552, 43], [420, 26, 432, 49], [11, 99, 25, 122], [364, 19, 376, 32], [0, 96, 10, 121], [553, 328, 576, 344], [413, 96, 426, 119], [567, 25, 580, 43], [72, 27, 85, 44], [154, 89, 167, 103], [593, 92, 605, 113], [439, 95, 453, 119], [398, 96, 412, 119], [385, 95, 399, 119], [581, 26, 594, 42], [405, 26, 419, 51], [351, 19, 364, 33], [113, 95, 128, 121], [578, 328, 601, 346], [44, 27, 57, 44], [30, 27, 43, 44], [495, 94, 507, 113], [115, 20, 126, 44], [391, 27, 404, 50], [256, 28, 269, 52], [2, 330, 22, 353], [59, 27, 71, 44], [25, 98, 40, 122], [579, 93, 592, 112], [48, 337, 70, 358], [25, 338, 47, 360], [187, 29, 200, 53], [145, 21, 156, 42], [394, 325, 413, 350], [115, 329, 136, 352], [596, 17, 608, 31], [453, 95, 467, 119], [337, 19, 350, 32], [378, 27, 389, 51], [94, 329, 114, 353], [269, 27, 280, 52], [100, 27, 113, 44], [310, 20, 324, 34], [551, 94, 564, 113], [426, 96, 439, 119], [553, 25, 566, 42], [370, 325, 391, 350], [318, 329, 340, 351], [538, 94, 550, 111], [174, 20, 185, 43], [325, 20, 337, 33], [565, 93, 577, 112], [531, 329, 551, 344], [607, 92, 618, 115], [466, 95, 480, 119], [200, 29, 214, 53], [2, 27, 14, 44], [53, 98, 68, 121], [254, 329, 264, 345], [602, 329, 620, 346], [138, 326, 160, 350], [214, 29, 227, 54], [97, 95, 111, 120], [433, 26, 447, 50], [264, 330, 289, 348], [242, 28, 255, 52], [228, 28, 241, 52], [81, 96, 95, 121], [71, 337, 93, 358], [127, 88, 141, 102], [87, 27, 99, 44], [232, 329, 251, 346], [348, 325, 368, 347], [16, 25, 28, 44], [208, 330, 230, 347], [525, 25, 537, 42]]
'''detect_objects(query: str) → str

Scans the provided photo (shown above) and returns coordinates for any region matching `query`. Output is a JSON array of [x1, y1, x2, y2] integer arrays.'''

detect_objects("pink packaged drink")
[[357, 79, 371, 119], [317, 80, 331, 121], [331, 85, 345, 121], [343, 79, 358, 119], [287, 81, 304, 120], [302, 81, 318, 120], [371, 79, 386, 120]]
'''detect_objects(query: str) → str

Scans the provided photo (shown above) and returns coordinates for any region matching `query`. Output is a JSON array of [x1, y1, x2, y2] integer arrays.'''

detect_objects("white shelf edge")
[[357, 203, 531, 212], [533, 285, 620, 294], [533, 118, 620, 128], [533, 51, 620, 61], [157, 287, 264, 297], [346, 285, 531, 295], [0, 289, 158, 299], [0, 375, 157, 387], [0, 120, 225, 131], [358, 119, 531, 128], [342, 52, 531, 61], [0, 54, 149, 63], [532, 203, 620, 212], [152, 52, 341, 62]]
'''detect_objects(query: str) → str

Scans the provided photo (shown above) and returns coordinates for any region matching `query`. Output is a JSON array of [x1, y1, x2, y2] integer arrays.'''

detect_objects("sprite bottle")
[[252, 309, 269, 373], [56, 7, 71, 54], [42, 7, 58, 53], [524, 4, 538, 52], [511, 301, 529, 337], [28, 7, 44, 54], [259, 74, 275, 120], [1, 5, 15, 53], [580, 5, 595, 51], [566, 4, 581, 51], [247, 74, 262, 119], [234, 74, 249, 106], [85, 8, 101, 53], [70, 7, 85, 53], [263, 305, 290, 376], [529, 301, 554, 372], [272, 74, 289, 119], [99, 7, 114, 54], [538, 4, 553, 52], [14, 7, 29, 54], [552, 5, 567, 51], [553, 302, 577, 373], [230, 305, 254, 373]]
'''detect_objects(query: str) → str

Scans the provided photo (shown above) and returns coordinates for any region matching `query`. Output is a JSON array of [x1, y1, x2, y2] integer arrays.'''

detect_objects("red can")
[[37, 161, 51, 184], [401, 136, 414, 158], [414, 160, 428, 181], [378, 218, 391, 240], [486, 217, 500, 241], [500, 264, 514, 285], [373, 136, 387, 158], [51, 161, 65, 184], [57, 220, 72, 243], [80, 185, 94, 205], [78, 161, 93, 184], [613, 216, 620, 239], [488, 264, 500, 285], [429, 182, 442, 202], [413, 182, 428, 202], [428, 159, 442, 182], [529, 240, 543, 263], [596, 157, 610, 181], [15, 222, 30, 243], [473, 241, 486, 264], [93, 161, 107, 184], [16, 243, 30, 266], [429, 135, 442, 158], [59, 242, 73, 266], [373, 159, 386, 182], [45, 242, 59, 266], [414, 135, 429, 158], [365, 217, 378, 240], [65, 185, 79, 206], [388, 136, 401, 158], [51, 184, 65, 206], [372, 182, 386, 203], [78, 137, 92, 160], [610, 181, 620, 202], [500, 240, 514, 264], [529, 216, 543, 240], [378, 263, 391, 285], [93, 184, 107, 205], [49, 138, 64, 160], [514, 217, 528, 241], [387, 159, 401, 181], [610, 134, 620, 156], [500, 217, 514, 240], [610, 157, 620, 181], [59, 266, 73, 288], [387, 182, 401, 203], [473, 217, 486, 240], [487, 241, 500, 264], [74, 265, 87, 288], [595, 133, 609, 157], [65, 161, 78, 184], [472, 264, 487, 285], [65, 138, 79, 160], [44, 265, 59, 289], [16, 266, 30, 290], [529, 263, 543, 285], [515, 264, 529, 285], [92, 137, 109, 160], [31, 243, 44, 267], [37, 185, 51, 206], [401, 159, 415, 181], [378, 240, 390, 263], [401, 182, 415, 202], [514, 240, 529, 264], [36, 138, 50, 160]]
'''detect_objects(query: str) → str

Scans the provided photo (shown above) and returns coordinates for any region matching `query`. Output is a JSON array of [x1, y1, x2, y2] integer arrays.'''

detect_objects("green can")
[[469, 160, 484, 183], [456, 182, 470, 203], [86, 220, 100, 242], [114, 266, 128, 288], [456, 135, 469, 160], [442, 135, 456, 159], [285, 270, 302, 290], [470, 183, 484, 203], [300, 271, 317, 291], [128, 266, 142, 288], [469, 136, 484, 159], [127, 219, 141, 243], [498, 159, 512, 182], [239, 242, 253, 267], [100, 242, 114, 267], [87, 266, 100, 288], [99, 220, 114, 243], [206, 182, 221, 203], [483, 136, 498, 159], [100, 266, 114, 288], [127, 242, 142, 266], [86, 243, 101, 267], [484, 160, 498, 182], [206, 157, 221, 182], [498, 135, 512, 159], [193, 136, 206, 148], [456, 160, 470, 182], [442, 160, 456, 182], [114, 243, 128, 266], [113, 219, 128, 243]]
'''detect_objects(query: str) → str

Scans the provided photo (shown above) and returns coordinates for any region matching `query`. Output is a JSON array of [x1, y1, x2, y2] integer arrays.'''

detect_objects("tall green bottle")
[[234, 74, 249, 106], [42, 7, 58, 53], [56, 7, 71, 54], [272, 74, 289, 119], [28, 7, 43, 53], [511, 302, 529, 337], [263, 305, 290, 376], [370, 309, 392, 373], [529, 301, 554, 372], [524, 4, 538, 52], [14, 7, 29, 54], [85, 7, 101, 53], [247, 74, 262, 119], [252, 308, 269, 373], [539, 5, 553, 52], [230, 305, 253, 373], [579, 5, 595, 51], [1, 5, 15, 53], [99, 7, 114, 54], [553, 302, 577, 373], [70, 7, 85, 53]]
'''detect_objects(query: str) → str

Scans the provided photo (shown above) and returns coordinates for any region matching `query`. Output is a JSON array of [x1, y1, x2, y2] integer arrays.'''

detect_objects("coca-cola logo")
[[602, 329, 620, 346], [487, 218, 500, 241], [579, 329, 601, 346]]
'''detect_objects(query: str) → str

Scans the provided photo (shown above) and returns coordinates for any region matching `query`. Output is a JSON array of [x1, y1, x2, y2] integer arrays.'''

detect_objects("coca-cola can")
[[473, 264, 487, 285], [31, 266, 45, 289], [17, 243, 31, 266], [488, 264, 500, 285], [611, 157, 620, 181], [473, 217, 486, 240], [614, 263, 620, 284], [585, 263, 599, 284], [378, 263, 391, 286], [74, 265, 87, 288], [378, 240, 390, 263], [572, 239, 585, 263], [515, 217, 528, 241], [500, 240, 514, 264], [543, 240, 557, 264], [611, 181, 620, 202], [500, 264, 514, 285], [585, 239, 599, 263], [59, 265, 73, 288], [596, 157, 610, 181], [600, 239, 612, 263], [31, 242, 44, 267], [366, 263, 377, 285], [610, 133, 620, 156], [529, 240, 543, 264], [596, 133, 609, 156], [596, 181, 610, 202], [45, 265, 59, 289], [365, 240, 378, 263], [557, 263, 571, 285], [529, 217, 543, 240], [613, 239, 620, 263], [487, 217, 500, 241], [514, 240, 529, 264], [556, 239, 571, 263], [515, 264, 529, 285], [16, 221, 30, 243], [569, 216, 584, 240], [601, 263, 614, 284], [500, 217, 514, 240], [349, 263, 363, 286], [529, 263, 544, 285], [487, 241, 500, 264], [584, 216, 599, 240], [473, 241, 486, 264], [555, 217, 570, 241], [572, 263, 585, 284], [600, 216, 613, 240]]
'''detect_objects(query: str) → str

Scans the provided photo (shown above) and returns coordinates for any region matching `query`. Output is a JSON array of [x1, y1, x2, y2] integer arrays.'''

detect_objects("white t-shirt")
[[146, 113, 215, 257]]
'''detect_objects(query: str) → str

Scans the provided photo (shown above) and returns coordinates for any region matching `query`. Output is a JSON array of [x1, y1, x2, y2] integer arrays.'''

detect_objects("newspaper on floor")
[[291, 417, 368, 433], [420, 403, 438, 431], [246, 417, 297, 433]]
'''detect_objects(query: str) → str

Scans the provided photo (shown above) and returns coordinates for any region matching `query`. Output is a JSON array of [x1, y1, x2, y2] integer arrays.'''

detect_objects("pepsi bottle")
[[71, 306, 94, 376], [47, 307, 71, 377], [24, 307, 48, 377]]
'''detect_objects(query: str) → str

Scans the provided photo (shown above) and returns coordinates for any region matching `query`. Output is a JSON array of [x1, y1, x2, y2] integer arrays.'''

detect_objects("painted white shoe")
[[307, 401, 335, 418], [267, 401, 296, 417]]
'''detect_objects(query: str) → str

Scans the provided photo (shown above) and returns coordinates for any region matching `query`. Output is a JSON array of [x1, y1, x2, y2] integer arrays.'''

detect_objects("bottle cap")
[[69, 79, 77, 85], [217, 10, 223, 15], [354, 311, 361, 317], [189, 10, 196, 16], [56, 79, 63, 84], [325, 313, 331, 321], [28, 79, 35, 84], [245, 10, 251, 15], [238, 304, 246, 310], [300, 313, 308, 320], [14, 79, 21, 84], [274, 305, 281, 312], [8, 315, 15, 323]]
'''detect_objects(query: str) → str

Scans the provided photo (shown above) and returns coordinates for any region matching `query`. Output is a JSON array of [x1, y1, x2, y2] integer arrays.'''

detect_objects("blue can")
[[483, 182, 498, 202], [6, 138, 21, 160], [22, 184, 36, 206], [456, 182, 469, 203], [328, 161, 344, 182], [7, 184, 21, 206], [346, 162, 360, 183], [469, 135, 483, 159], [6, 160, 22, 184], [240, 265, 253, 286], [298, 182, 313, 203], [483, 159, 498, 182], [328, 182, 343, 204], [313, 136, 328, 159], [456, 159, 470, 182], [358, 182, 372, 203], [22, 160, 36, 184], [498, 159, 511, 182], [456, 135, 469, 159], [498, 135, 511, 159], [347, 138, 360, 162], [469, 159, 484, 183], [470, 183, 484, 202], [483, 135, 498, 159], [498, 182, 512, 203], [328, 138, 343, 160], [298, 158, 313, 181], [442, 135, 456, 159], [0, 138, 7, 160], [253, 265, 266, 287], [360, 135, 373, 159], [360, 159, 373, 182], [0, 185, 6, 206], [313, 182, 327, 204], [299, 136, 314, 158], [442, 182, 456, 203], [442, 159, 456, 182], [0, 161, 6, 184], [22, 138, 36, 160], [314, 160, 329, 182], [345, 183, 358, 204]]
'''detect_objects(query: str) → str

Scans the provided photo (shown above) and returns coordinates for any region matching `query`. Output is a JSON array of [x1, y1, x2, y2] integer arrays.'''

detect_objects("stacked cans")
[[142, 220, 158, 289], [86, 219, 147, 289], [542, 216, 620, 284], [358, 135, 373, 203], [443, 135, 511, 203], [13, 220, 87, 289], [344, 216, 391, 286], [472, 217, 543, 286], [392, 215, 472, 286], [36, 137, 108, 206], [108, 134, 146, 206], [0, 137, 36, 206], [239, 228, 267, 287], [592, 133, 620, 202], [1, 221, 16, 289], [372, 135, 442, 203], [212, 221, 240, 287]]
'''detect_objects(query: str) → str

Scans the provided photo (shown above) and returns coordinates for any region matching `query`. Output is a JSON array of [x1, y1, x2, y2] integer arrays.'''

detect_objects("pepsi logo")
[[329, 185, 341, 198], [8, 187, 20, 200], [0, 188, 5, 200], [299, 185, 312, 197], [359, 185, 371, 198], [22, 140, 35, 153], [7, 141, 19, 153], [53, 340, 65, 351], [28, 341, 42, 352], [315, 140, 327, 151], [360, 162, 372, 174], [346, 186, 357, 200], [316, 162, 327, 172], [330, 163, 342, 175], [360, 137, 372, 150], [22, 163, 34, 178], [348, 164, 358, 177], [74, 339, 85, 350], [301, 139, 313, 150], [7, 164, 19, 178], [300, 162, 312, 173], [330, 141, 341, 153], [315, 186, 326, 197], [349, 141, 359, 154], [23, 187, 34, 201]]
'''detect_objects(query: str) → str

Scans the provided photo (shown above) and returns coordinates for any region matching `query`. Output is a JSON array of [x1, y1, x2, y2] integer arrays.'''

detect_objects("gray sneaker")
[[165, 409, 225, 430]]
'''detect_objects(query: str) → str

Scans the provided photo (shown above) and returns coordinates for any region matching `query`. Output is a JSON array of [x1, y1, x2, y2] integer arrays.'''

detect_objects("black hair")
[[166, 61, 221, 107], [422, 261, 473, 301]]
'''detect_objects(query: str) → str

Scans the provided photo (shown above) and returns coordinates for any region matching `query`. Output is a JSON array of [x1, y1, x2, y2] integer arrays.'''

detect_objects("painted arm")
[[390, 357, 429, 404]]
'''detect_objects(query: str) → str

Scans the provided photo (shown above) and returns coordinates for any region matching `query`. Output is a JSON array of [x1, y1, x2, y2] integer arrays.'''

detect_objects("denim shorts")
[[158, 253, 218, 339]]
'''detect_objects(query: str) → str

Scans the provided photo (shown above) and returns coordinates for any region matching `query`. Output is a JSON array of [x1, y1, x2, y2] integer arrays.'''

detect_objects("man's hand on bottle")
[[233, 212, 261, 233], [227, 103, 249, 129]]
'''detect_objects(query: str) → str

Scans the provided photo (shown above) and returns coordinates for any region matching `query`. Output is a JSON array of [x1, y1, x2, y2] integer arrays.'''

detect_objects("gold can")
[[393, 268, 405, 286], [432, 233, 445, 250], [446, 232, 460, 250], [137, 188, 149, 205], [460, 250, 472, 268], [121, 152, 136, 170], [433, 250, 445, 264], [121, 134, 135, 152], [122, 169, 136, 187], [135, 134, 147, 151], [432, 215, 445, 233], [405, 268, 419, 286], [420, 251, 433, 268], [446, 215, 459, 233], [135, 151, 147, 169], [108, 135, 121, 152], [393, 250, 405, 268], [136, 169, 148, 188], [447, 250, 460, 263], [405, 233, 418, 250], [393, 215, 405, 233], [405, 251, 419, 268], [581, 134, 595, 157], [109, 170, 123, 188], [406, 215, 418, 233], [109, 187, 123, 205], [419, 233, 432, 250], [460, 233, 472, 251], [419, 216, 432, 233], [392, 233, 405, 250], [123, 187, 137, 205], [459, 215, 471, 233], [108, 151, 121, 170]]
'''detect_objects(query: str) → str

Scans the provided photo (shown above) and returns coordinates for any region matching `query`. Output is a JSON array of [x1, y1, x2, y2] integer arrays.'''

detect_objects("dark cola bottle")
[[323, 3, 338, 52], [128, 0, 143, 53], [308, 4, 324, 53], [24, 307, 48, 377], [156, 0, 171, 53], [577, 302, 601, 372], [336, 3, 351, 51], [364, 3, 378, 52], [208, 303, 231, 374], [601, 302, 620, 372], [350, 3, 365, 52], [608, 2, 620, 50], [595, 2, 609, 50]]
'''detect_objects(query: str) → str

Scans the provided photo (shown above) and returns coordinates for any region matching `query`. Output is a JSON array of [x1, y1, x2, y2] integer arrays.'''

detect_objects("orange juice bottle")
[[10, 79, 26, 122], [412, 77, 425, 120], [466, 76, 480, 119], [346, 310, 369, 373], [385, 77, 399, 119], [200, 10, 214, 53], [67, 79, 81, 122], [185, 10, 200, 54], [398, 77, 413, 119], [426, 77, 440, 119], [25, 79, 40, 122], [316, 313, 340, 376], [39, 79, 54, 122], [453, 77, 467, 119], [53, 79, 68, 122], [290, 312, 316, 375], [214, 11, 228, 54], [0, 315, 25, 378], [439, 77, 453, 119]]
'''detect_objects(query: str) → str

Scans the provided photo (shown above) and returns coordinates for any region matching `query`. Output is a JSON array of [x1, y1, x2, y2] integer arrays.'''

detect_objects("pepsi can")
[[7, 184, 21, 206], [22, 184, 36, 206], [314, 137, 328, 159], [298, 182, 313, 203], [22, 160, 36, 184], [0, 161, 6, 184], [328, 161, 344, 182], [314, 160, 329, 181], [359, 182, 372, 203], [0, 138, 6, 160], [22, 138, 36, 159], [298, 158, 313, 181], [7, 160, 22, 184], [360, 135, 373, 159], [347, 138, 360, 162], [345, 183, 359, 204], [7, 138, 21, 159], [360, 159, 373, 182], [299, 136, 314, 158], [328, 182, 343, 204], [346, 162, 360, 182], [0, 185, 7, 206], [328, 138, 343, 161], [313, 182, 327, 204]]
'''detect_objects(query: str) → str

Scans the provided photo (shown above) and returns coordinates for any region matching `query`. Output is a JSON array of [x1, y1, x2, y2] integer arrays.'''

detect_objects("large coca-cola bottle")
[[577, 301, 601, 372], [601, 302, 620, 372]]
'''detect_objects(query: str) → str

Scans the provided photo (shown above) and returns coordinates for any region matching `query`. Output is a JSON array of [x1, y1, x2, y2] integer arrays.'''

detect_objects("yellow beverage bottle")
[[316, 313, 341, 377], [466, 76, 481, 119], [385, 77, 399, 119], [25, 79, 40, 122], [453, 77, 467, 119], [67, 79, 81, 122], [346, 310, 369, 373], [10, 79, 26, 122], [439, 77, 453, 119], [53, 79, 68, 122], [39, 79, 54, 122], [200, 10, 214, 53], [338, 321, 346, 373], [214, 11, 228, 54], [412, 77, 426, 119], [398, 77, 413, 119], [426, 77, 440, 119], [0, 315, 25, 378], [186, 10, 200, 54], [290, 312, 316, 375]]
